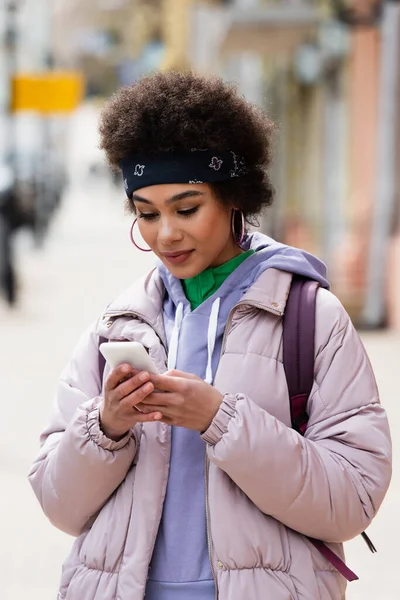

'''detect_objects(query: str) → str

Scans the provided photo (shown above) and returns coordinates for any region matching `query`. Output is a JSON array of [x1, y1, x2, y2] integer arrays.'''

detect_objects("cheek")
[[191, 210, 231, 242], [137, 221, 157, 246]]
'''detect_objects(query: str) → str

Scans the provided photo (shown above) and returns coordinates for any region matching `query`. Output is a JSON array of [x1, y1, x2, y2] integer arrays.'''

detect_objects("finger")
[[116, 371, 151, 401], [119, 381, 155, 410], [133, 411, 163, 423], [148, 373, 186, 393], [105, 363, 136, 392], [136, 403, 171, 416], [139, 392, 172, 407], [166, 369, 198, 381], [119, 368, 143, 383]]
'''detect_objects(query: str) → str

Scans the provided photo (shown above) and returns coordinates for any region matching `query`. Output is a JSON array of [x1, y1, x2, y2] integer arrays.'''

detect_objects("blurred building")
[[49, 0, 400, 331], [188, 0, 400, 330], [52, 0, 168, 94]]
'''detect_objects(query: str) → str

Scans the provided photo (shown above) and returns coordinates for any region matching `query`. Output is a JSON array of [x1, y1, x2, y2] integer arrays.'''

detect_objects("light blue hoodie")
[[145, 233, 329, 600]]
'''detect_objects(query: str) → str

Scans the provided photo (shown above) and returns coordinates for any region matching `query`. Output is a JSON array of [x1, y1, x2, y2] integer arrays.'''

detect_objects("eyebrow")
[[132, 190, 205, 206]]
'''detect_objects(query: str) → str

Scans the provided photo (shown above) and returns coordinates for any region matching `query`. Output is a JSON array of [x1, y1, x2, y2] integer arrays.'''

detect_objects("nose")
[[158, 216, 184, 246]]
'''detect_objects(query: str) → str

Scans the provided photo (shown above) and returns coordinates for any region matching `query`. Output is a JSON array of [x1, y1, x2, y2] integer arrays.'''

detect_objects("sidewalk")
[[1, 173, 398, 599]]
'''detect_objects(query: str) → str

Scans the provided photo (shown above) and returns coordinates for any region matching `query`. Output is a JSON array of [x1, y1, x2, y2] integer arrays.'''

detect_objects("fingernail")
[[143, 383, 153, 393], [139, 372, 148, 382], [154, 413, 162, 420]]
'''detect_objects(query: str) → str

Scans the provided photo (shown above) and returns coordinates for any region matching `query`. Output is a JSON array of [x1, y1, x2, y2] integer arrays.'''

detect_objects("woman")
[[29, 71, 392, 600]]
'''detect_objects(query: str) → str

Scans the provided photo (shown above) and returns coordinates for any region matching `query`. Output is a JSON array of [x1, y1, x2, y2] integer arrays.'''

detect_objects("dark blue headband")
[[119, 150, 247, 198]]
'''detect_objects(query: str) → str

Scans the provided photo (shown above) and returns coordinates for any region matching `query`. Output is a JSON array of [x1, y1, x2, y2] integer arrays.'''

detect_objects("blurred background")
[[0, 1, 399, 599]]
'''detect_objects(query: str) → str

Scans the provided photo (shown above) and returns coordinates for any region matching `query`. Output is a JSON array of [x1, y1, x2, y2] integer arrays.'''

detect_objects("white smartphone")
[[99, 341, 159, 374]]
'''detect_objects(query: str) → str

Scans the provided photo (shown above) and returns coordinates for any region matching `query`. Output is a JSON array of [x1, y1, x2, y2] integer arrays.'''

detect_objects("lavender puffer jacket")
[[28, 267, 392, 600]]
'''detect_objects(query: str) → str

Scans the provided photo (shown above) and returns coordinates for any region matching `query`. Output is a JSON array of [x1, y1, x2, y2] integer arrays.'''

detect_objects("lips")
[[161, 250, 194, 265]]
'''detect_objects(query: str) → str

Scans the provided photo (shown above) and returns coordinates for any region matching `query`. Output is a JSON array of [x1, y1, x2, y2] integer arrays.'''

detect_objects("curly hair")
[[99, 71, 275, 222]]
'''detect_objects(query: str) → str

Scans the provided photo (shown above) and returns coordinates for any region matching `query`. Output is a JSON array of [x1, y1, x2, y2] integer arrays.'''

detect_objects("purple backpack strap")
[[282, 276, 359, 582], [283, 276, 319, 435]]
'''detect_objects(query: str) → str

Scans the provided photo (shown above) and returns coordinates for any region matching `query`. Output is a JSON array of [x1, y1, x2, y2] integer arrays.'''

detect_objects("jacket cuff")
[[86, 402, 133, 451], [201, 394, 239, 446]]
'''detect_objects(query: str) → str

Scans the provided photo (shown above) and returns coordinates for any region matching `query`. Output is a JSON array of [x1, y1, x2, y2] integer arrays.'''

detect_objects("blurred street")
[[0, 106, 399, 599]]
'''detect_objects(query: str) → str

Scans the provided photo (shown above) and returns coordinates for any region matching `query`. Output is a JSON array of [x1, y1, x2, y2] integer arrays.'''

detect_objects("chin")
[[162, 259, 205, 280], [168, 265, 201, 279]]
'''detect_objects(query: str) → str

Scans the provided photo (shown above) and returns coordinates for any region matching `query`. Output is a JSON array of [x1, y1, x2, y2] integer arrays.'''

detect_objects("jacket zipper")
[[205, 453, 218, 600]]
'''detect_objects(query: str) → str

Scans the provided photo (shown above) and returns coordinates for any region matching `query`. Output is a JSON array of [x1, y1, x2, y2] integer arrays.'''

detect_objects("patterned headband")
[[119, 150, 247, 198]]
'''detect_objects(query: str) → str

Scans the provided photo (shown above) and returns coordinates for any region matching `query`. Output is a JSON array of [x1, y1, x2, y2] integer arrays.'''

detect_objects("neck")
[[210, 240, 243, 268]]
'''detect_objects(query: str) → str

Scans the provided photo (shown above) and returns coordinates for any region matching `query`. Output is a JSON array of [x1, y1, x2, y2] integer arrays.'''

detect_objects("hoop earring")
[[130, 219, 152, 252], [231, 209, 245, 246]]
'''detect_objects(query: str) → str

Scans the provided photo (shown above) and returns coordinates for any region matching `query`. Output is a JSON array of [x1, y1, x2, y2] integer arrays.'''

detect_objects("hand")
[[99, 364, 162, 441], [136, 369, 224, 432]]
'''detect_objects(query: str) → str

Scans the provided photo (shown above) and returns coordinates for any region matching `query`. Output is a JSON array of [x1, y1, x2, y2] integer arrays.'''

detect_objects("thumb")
[[148, 371, 188, 392], [166, 369, 198, 380]]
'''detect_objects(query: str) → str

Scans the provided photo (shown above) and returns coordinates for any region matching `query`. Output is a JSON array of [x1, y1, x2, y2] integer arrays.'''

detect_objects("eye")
[[177, 206, 199, 217], [137, 212, 158, 221]]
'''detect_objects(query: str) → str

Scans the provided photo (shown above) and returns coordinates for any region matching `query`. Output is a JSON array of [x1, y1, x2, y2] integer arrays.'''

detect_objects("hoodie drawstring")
[[205, 298, 221, 384], [168, 302, 184, 371], [167, 298, 221, 384]]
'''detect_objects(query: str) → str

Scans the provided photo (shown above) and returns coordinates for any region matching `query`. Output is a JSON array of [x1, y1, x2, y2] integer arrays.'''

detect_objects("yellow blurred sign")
[[12, 72, 84, 113]]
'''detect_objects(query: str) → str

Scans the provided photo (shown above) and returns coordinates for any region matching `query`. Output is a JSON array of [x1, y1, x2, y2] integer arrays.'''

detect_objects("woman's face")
[[132, 183, 241, 279]]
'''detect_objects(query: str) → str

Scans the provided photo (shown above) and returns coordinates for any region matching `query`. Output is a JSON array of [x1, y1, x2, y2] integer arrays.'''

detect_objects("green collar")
[[182, 250, 255, 310]]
